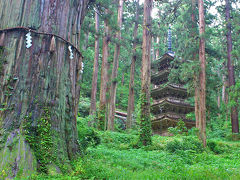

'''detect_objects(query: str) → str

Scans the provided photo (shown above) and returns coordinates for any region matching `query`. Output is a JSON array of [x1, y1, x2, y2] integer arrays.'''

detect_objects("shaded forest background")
[[79, 0, 240, 138], [0, 0, 240, 179]]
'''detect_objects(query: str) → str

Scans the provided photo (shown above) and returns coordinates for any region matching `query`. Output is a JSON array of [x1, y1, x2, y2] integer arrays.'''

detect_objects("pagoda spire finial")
[[168, 25, 172, 52], [167, 25, 174, 56]]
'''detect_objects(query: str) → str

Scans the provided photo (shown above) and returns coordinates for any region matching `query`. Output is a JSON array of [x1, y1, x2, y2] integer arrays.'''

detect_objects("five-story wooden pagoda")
[[151, 26, 195, 135]]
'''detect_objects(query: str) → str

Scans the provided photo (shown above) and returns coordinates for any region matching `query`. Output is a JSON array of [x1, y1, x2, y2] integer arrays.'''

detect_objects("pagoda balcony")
[[151, 113, 195, 133], [151, 97, 194, 115], [151, 84, 188, 99], [151, 69, 170, 85], [152, 112, 195, 124], [151, 53, 174, 71]]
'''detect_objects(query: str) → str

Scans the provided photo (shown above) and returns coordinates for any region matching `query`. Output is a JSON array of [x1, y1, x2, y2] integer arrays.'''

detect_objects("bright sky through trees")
[[138, 0, 239, 19]]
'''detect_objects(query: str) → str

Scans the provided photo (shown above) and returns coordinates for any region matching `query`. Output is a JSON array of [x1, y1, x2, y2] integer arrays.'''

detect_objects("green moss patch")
[[23, 108, 53, 173]]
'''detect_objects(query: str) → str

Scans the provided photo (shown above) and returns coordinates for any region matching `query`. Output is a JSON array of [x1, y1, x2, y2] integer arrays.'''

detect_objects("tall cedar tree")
[[139, 0, 152, 146], [225, 0, 239, 133], [0, 0, 89, 176], [108, 0, 124, 131], [90, 9, 100, 116], [98, 8, 110, 130], [126, 0, 140, 129], [191, 0, 200, 128], [198, 0, 207, 147]]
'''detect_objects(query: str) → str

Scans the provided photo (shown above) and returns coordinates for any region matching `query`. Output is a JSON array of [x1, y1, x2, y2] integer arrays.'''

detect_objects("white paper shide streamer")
[[26, 32, 32, 48], [80, 62, 84, 74], [68, 45, 74, 59]]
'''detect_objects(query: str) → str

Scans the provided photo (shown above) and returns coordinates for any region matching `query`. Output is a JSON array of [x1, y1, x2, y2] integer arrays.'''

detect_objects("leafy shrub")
[[0, 170, 7, 180], [207, 141, 218, 153], [225, 133, 240, 141], [78, 127, 101, 153], [168, 120, 188, 135], [166, 139, 182, 153], [77, 117, 101, 154], [166, 136, 204, 153], [141, 143, 165, 151], [188, 127, 200, 136], [114, 116, 126, 132], [99, 131, 139, 150], [100, 131, 137, 144], [72, 158, 85, 176], [78, 96, 91, 117], [207, 140, 230, 154], [207, 117, 230, 139]]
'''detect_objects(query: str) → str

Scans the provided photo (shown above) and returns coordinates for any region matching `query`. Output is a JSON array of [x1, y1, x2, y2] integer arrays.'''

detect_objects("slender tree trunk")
[[139, 0, 152, 146], [155, 22, 160, 60], [152, 37, 155, 61], [121, 72, 125, 90], [105, 48, 111, 130], [217, 89, 221, 108], [90, 10, 100, 116], [225, 0, 239, 134], [83, 26, 90, 51], [198, 0, 207, 147], [107, 0, 124, 131], [118, 72, 125, 109], [221, 64, 229, 121], [126, 0, 140, 129], [195, 87, 200, 128], [156, 36, 160, 59], [0, 0, 89, 176], [191, 0, 200, 129], [222, 72, 227, 103], [116, 70, 125, 109], [98, 9, 110, 130]]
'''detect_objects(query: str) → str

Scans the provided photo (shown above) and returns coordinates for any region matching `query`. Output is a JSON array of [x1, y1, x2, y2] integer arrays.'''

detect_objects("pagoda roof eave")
[[151, 114, 195, 130], [151, 84, 188, 95], [152, 119, 195, 127], [151, 98, 194, 109], [151, 69, 170, 82], [151, 98, 194, 115], [152, 113, 195, 125], [151, 53, 174, 69]]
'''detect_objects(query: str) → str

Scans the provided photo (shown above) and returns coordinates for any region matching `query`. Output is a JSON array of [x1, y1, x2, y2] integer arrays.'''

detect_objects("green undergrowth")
[[28, 128, 240, 180]]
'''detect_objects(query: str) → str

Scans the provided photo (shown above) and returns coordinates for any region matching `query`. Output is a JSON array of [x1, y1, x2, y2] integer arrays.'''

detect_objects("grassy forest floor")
[[28, 117, 240, 180]]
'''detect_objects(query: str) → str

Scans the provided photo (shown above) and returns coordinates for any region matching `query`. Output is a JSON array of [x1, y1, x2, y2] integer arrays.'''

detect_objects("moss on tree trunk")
[[139, 0, 152, 146]]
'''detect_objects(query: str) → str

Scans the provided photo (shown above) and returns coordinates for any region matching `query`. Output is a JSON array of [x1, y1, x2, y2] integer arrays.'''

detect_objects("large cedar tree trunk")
[[107, 0, 124, 131], [90, 10, 100, 116], [139, 0, 152, 146], [225, 0, 239, 134], [98, 9, 110, 130], [126, 0, 140, 129], [0, 0, 89, 176], [198, 0, 207, 147]]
